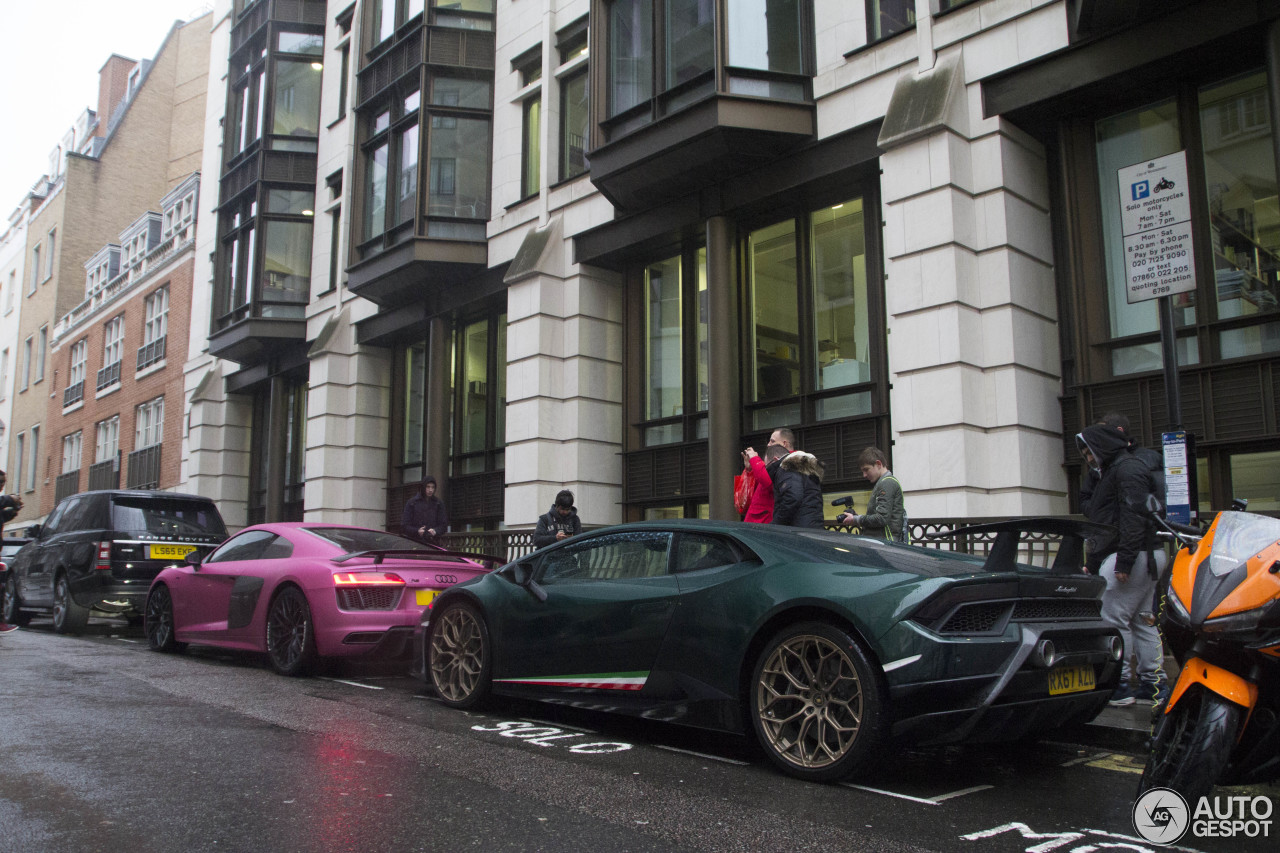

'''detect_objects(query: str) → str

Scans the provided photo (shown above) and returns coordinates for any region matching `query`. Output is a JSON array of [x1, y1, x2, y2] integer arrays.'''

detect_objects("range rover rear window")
[[110, 498, 228, 539]]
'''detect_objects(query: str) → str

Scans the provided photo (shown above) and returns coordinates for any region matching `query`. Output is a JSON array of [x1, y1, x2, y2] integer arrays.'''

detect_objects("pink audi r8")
[[144, 523, 490, 676]]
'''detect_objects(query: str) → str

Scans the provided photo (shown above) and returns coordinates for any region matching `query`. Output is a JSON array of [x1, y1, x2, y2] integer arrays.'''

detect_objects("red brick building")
[[43, 174, 198, 513]]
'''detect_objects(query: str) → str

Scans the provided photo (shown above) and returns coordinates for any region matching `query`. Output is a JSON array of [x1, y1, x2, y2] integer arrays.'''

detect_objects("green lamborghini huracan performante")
[[417, 519, 1123, 782]]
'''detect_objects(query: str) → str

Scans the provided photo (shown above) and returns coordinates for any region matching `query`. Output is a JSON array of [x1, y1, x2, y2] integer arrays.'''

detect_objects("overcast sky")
[[0, 2, 212, 218]]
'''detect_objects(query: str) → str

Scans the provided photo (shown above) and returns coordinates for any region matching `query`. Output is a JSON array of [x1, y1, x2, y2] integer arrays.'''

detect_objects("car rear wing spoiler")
[[332, 548, 506, 570], [921, 518, 1116, 575]]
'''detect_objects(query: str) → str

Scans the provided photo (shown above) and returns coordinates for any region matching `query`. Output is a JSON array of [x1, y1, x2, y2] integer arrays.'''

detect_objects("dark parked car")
[[420, 518, 1124, 783], [2, 490, 227, 633]]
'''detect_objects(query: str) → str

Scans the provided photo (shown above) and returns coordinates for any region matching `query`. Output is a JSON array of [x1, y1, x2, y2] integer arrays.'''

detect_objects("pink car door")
[[176, 530, 280, 643]]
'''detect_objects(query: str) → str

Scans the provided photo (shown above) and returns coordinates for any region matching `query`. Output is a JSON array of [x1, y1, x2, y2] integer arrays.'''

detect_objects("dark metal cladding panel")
[[654, 447, 683, 495], [228, 576, 265, 629], [626, 453, 654, 501], [684, 444, 708, 495], [1210, 365, 1265, 440]]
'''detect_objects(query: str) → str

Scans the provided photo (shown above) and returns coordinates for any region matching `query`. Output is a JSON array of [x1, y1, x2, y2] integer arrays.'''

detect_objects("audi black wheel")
[[266, 587, 318, 677], [144, 585, 186, 653]]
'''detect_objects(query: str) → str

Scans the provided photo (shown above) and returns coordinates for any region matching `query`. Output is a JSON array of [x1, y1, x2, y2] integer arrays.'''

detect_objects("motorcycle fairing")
[[1167, 656, 1258, 715]]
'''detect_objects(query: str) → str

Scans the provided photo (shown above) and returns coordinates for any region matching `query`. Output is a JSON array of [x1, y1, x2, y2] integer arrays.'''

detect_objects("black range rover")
[[2, 490, 227, 633]]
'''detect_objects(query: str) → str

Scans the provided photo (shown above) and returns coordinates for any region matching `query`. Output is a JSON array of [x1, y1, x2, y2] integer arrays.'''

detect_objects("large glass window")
[[560, 70, 589, 181], [867, 0, 915, 42], [522, 95, 541, 198], [216, 199, 257, 327], [454, 312, 506, 476], [262, 220, 313, 311], [608, 0, 653, 116], [1229, 450, 1280, 511], [1199, 72, 1280, 359], [96, 416, 120, 464], [431, 0, 495, 31], [727, 0, 801, 72], [403, 342, 427, 483], [645, 257, 683, 423], [748, 197, 875, 429], [62, 432, 82, 473], [362, 90, 420, 239], [228, 52, 266, 159], [641, 249, 707, 445], [1095, 100, 1198, 375], [665, 0, 713, 89], [427, 116, 491, 220], [271, 60, 323, 150]]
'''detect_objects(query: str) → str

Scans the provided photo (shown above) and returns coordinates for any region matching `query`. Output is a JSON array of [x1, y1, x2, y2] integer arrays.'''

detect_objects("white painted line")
[[520, 718, 597, 734], [842, 783, 940, 805], [319, 677, 384, 690], [1084, 828, 1203, 853], [114, 638, 141, 644], [652, 744, 751, 766], [931, 785, 993, 802]]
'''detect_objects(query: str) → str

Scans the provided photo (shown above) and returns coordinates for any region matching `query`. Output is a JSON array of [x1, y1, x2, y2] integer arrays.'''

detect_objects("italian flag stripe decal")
[[495, 672, 649, 691]]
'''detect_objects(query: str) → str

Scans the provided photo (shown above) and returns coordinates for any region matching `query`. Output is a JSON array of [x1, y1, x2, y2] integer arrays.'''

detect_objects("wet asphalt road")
[[1, 618, 1276, 853]]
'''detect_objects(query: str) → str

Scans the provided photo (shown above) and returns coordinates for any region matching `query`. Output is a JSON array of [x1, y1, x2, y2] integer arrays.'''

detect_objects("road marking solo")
[[472, 720, 632, 753]]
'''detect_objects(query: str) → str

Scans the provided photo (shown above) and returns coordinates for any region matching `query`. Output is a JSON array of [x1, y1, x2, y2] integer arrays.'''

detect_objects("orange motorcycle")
[[1138, 498, 1280, 804]]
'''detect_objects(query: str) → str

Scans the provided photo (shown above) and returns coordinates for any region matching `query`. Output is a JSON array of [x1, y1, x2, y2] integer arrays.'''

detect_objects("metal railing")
[[88, 456, 120, 491], [96, 360, 121, 391], [54, 471, 80, 504], [125, 444, 161, 490], [136, 336, 166, 371], [437, 516, 1078, 568], [63, 380, 85, 407]]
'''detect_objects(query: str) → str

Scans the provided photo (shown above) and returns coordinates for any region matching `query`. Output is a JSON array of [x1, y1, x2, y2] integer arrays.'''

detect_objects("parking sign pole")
[[1158, 294, 1182, 431]]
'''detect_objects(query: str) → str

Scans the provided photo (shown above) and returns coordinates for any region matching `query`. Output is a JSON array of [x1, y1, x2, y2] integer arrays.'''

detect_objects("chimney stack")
[[96, 54, 138, 138]]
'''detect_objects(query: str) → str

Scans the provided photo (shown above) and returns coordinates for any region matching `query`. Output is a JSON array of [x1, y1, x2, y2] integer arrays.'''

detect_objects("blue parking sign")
[[1131, 180, 1150, 200]]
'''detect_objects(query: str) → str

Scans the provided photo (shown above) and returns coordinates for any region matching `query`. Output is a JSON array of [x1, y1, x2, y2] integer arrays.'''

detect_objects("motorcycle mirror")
[[1231, 497, 1249, 511]]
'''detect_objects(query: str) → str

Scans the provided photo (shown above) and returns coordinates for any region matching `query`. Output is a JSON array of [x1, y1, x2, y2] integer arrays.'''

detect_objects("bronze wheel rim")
[[756, 634, 863, 769], [430, 607, 484, 702]]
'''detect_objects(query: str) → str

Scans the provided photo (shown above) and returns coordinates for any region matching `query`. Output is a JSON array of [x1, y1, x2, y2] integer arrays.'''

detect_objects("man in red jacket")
[[741, 445, 786, 523]]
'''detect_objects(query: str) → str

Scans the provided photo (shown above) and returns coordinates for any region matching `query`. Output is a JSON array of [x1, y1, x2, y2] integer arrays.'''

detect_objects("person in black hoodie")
[[771, 450, 826, 529], [402, 475, 448, 545], [1076, 424, 1167, 706], [534, 489, 582, 547]]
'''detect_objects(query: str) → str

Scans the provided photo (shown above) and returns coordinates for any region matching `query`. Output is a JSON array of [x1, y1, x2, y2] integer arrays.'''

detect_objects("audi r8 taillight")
[[333, 571, 407, 611], [333, 572, 406, 586]]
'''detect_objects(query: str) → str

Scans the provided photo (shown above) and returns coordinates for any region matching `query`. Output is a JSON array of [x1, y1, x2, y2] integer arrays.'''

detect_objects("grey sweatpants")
[[1099, 550, 1167, 684]]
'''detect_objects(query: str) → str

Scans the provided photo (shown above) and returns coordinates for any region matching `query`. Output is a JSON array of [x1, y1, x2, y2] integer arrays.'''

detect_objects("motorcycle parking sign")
[[1117, 152, 1197, 304]]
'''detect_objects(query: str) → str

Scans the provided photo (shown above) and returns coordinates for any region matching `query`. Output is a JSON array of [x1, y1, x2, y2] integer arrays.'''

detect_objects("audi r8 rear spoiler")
[[332, 548, 505, 570], [922, 518, 1116, 575]]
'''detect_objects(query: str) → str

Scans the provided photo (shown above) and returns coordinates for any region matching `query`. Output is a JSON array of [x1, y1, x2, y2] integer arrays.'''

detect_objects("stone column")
[[182, 362, 252, 530], [504, 217, 624, 529], [877, 51, 1068, 518], [303, 307, 392, 527]]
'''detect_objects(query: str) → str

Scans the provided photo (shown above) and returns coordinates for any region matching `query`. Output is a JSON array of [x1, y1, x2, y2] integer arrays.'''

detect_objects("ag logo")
[[1132, 787, 1190, 845]]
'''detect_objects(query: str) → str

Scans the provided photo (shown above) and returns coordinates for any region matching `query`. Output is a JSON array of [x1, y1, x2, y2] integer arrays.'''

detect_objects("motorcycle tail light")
[[333, 572, 406, 587], [94, 541, 112, 571]]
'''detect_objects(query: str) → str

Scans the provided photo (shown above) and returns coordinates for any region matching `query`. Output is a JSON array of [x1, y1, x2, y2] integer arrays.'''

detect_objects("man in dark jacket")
[[1076, 424, 1167, 706], [771, 451, 825, 529], [534, 489, 582, 547], [402, 475, 448, 545]]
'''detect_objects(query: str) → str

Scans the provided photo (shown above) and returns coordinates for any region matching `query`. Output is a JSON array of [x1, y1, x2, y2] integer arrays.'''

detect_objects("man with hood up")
[[771, 450, 826, 529], [1076, 423, 1167, 706], [402, 475, 449, 545]]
